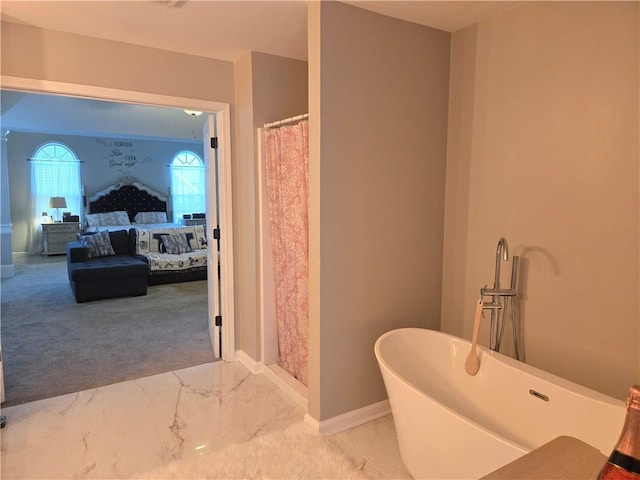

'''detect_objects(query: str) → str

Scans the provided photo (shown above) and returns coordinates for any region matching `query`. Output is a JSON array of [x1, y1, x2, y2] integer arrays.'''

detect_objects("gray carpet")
[[0, 254, 215, 407]]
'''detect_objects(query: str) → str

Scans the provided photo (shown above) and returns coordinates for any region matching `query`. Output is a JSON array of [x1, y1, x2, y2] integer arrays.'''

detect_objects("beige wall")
[[251, 53, 308, 127], [232, 53, 256, 359], [1, 22, 234, 102], [308, 2, 450, 420], [442, 1, 640, 400], [232, 52, 308, 360]]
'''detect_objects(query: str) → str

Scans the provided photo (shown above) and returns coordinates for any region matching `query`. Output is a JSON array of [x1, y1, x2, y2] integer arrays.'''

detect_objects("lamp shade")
[[49, 197, 67, 209]]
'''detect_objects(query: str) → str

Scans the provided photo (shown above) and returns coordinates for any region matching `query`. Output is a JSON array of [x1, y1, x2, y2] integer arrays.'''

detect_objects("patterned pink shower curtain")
[[264, 120, 309, 386]]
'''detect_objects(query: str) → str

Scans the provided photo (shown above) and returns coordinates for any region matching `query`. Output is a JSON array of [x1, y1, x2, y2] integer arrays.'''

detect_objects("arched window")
[[30, 142, 82, 224], [170, 150, 206, 222]]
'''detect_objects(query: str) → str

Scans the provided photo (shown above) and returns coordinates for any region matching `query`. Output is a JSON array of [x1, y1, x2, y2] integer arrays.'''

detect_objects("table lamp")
[[49, 196, 67, 223]]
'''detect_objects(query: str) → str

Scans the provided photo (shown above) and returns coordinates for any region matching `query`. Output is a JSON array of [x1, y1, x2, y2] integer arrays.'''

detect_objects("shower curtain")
[[264, 120, 309, 387]]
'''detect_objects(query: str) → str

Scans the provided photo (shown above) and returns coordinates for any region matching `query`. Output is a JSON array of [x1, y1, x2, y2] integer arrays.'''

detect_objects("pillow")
[[86, 211, 130, 227], [80, 231, 116, 258], [134, 211, 167, 224], [191, 225, 207, 249], [152, 232, 194, 253], [160, 233, 193, 255], [108, 229, 129, 256]]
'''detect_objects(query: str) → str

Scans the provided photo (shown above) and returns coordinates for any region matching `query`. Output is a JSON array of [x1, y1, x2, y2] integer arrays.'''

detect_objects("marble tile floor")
[[0, 361, 412, 480]]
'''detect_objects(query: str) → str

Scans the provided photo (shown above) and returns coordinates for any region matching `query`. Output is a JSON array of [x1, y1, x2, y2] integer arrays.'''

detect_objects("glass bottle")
[[598, 385, 640, 480]]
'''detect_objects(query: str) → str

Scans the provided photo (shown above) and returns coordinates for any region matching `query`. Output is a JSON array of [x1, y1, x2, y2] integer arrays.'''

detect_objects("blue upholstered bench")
[[66, 230, 149, 303]]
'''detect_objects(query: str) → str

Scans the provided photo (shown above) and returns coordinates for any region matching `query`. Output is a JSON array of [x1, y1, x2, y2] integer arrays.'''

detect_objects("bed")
[[84, 176, 177, 232], [82, 176, 208, 285]]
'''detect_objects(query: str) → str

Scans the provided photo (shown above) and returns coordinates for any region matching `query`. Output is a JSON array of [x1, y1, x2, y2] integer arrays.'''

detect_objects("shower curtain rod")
[[263, 113, 308, 129]]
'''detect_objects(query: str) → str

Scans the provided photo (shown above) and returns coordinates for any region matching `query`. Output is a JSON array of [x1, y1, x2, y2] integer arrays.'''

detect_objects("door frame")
[[203, 114, 221, 359], [0, 75, 236, 362]]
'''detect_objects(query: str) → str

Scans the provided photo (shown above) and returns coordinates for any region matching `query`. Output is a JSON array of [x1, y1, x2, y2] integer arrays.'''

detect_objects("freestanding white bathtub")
[[374, 328, 626, 479]]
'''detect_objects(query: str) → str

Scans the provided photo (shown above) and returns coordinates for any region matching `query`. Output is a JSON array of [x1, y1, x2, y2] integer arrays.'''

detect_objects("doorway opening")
[[0, 76, 235, 404]]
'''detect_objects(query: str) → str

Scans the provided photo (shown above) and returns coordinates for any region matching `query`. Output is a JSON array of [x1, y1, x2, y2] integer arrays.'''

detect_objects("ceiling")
[[0, 1, 522, 61], [1, 90, 209, 142], [0, 0, 522, 141]]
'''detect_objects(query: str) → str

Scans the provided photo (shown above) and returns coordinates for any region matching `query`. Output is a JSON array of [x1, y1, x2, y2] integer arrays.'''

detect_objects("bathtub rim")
[[375, 328, 622, 409]]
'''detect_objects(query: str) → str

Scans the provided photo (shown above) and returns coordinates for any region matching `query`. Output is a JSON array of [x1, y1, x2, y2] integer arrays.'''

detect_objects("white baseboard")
[[235, 349, 309, 411], [235, 349, 261, 374], [1, 225, 15, 278], [304, 399, 391, 436], [235, 350, 390, 436], [262, 363, 308, 410]]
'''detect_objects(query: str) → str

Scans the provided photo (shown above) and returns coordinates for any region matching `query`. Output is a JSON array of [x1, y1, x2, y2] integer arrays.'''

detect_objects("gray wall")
[[7, 131, 203, 252], [442, 1, 640, 400], [233, 52, 308, 361], [308, 2, 450, 420]]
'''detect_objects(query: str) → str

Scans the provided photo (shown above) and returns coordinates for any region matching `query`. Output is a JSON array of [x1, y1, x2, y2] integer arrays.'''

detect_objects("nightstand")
[[42, 222, 80, 256]]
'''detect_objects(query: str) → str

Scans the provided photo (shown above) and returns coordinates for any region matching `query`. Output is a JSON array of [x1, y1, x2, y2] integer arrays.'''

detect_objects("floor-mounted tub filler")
[[374, 328, 626, 479]]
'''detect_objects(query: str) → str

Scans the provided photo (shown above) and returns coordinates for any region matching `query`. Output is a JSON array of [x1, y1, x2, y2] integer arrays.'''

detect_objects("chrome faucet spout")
[[496, 237, 509, 262], [494, 237, 509, 289]]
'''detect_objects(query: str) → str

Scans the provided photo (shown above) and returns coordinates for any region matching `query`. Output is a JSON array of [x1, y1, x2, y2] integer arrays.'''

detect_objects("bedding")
[[134, 225, 206, 254], [86, 222, 178, 233], [132, 225, 208, 274], [134, 211, 168, 224], [144, 251, 207, 273], [86, 211, 131, 228]]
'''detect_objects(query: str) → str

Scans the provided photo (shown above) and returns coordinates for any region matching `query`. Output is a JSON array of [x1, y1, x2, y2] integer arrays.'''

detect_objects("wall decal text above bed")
[[96, 138, 153, 170]]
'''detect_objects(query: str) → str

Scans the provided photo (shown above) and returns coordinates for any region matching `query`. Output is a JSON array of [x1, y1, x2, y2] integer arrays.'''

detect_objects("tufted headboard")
[[87, 176, 169, 223]]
